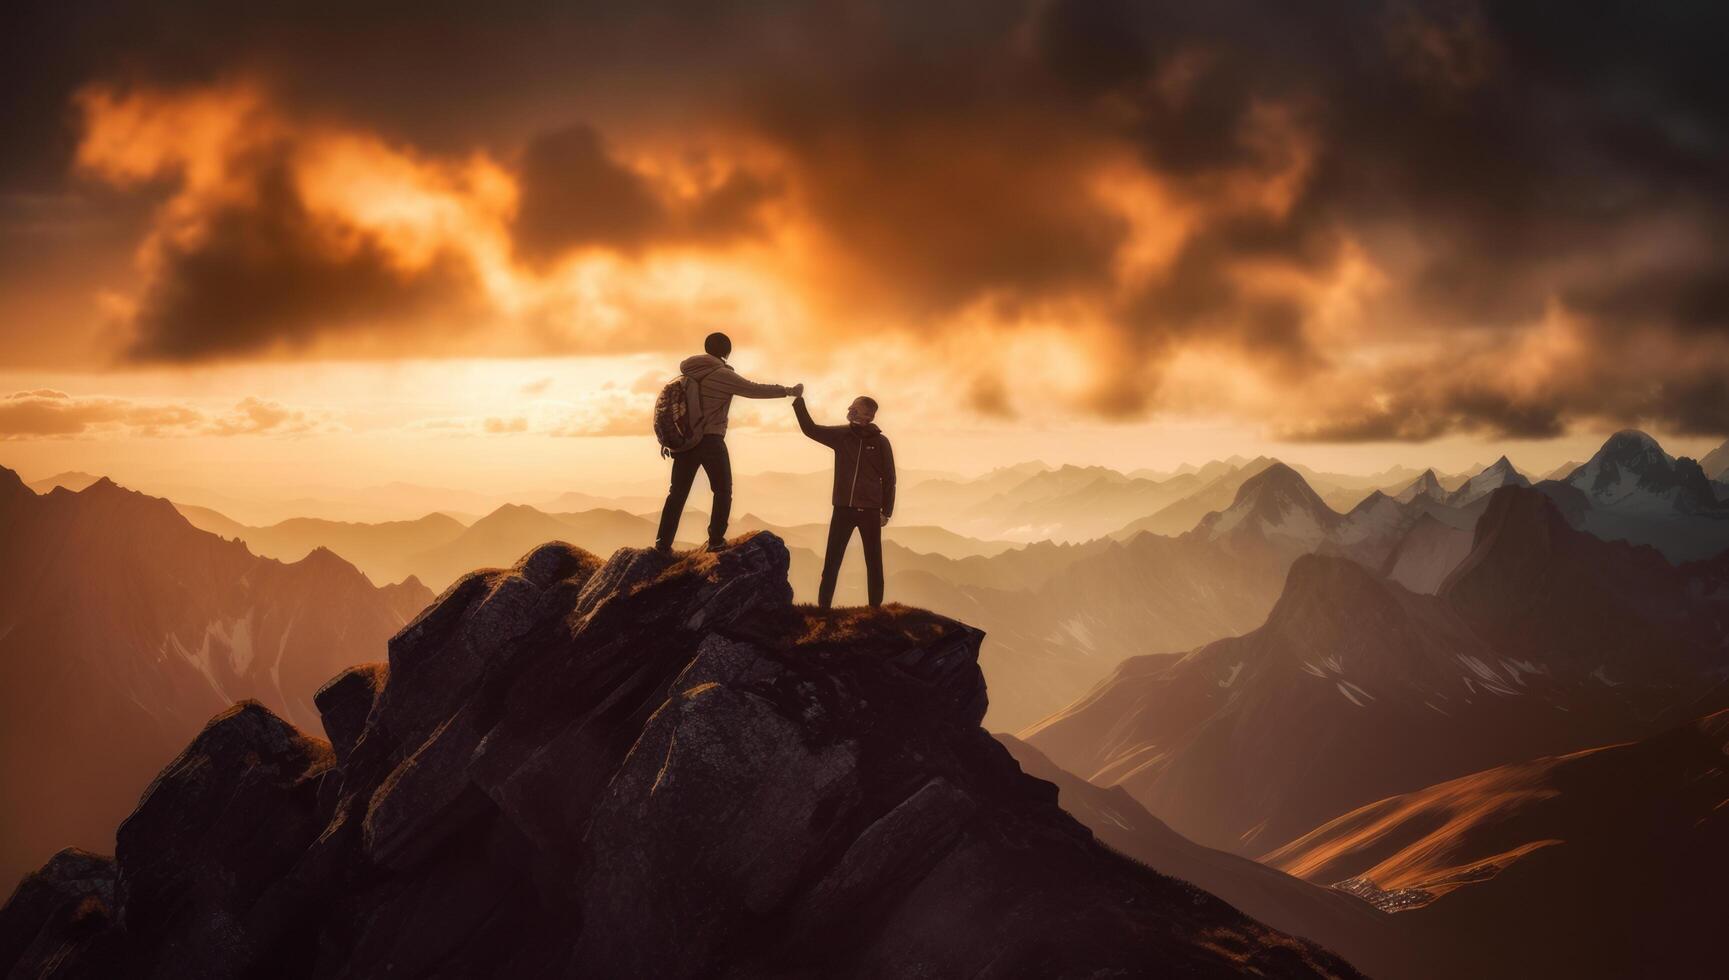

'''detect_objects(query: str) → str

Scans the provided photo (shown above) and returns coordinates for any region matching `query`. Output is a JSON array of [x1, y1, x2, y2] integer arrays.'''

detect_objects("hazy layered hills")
[[271, 460, 1478, 730], [117, 429, 1729, 733], [175, 507, 469, 584], [931, 463, 1491, 728], [1269, 709, 1729, 980], [177, 500, 1020, 595], [0, 534, 1358, 979], [908, 457, 1422, 543], [177, 503, 672, 589], [911, 463, 1214, 543], [1701, 437, 1728, 479], [23, 471, 101, 494], [1024, 485, 1729, 858], [0, 467, 431, 890]]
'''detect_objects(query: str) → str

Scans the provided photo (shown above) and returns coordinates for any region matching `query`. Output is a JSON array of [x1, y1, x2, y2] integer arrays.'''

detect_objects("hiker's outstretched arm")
[[793, 396, 842, 447], [705, 364, 791, 399]]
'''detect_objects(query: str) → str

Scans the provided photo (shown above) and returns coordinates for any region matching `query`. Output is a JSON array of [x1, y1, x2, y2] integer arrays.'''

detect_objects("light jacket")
[[793, 397, 896, 515], [679, 354, 793, 436]]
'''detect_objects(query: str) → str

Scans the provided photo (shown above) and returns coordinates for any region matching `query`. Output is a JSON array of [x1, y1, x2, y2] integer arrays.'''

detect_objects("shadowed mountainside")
[[1, 532, 1360, 979], [0, 467, 432, 892], [997, 736, 1428, 980], [1267, 709, 1729, 980], [1026, 486, 1729, 857]]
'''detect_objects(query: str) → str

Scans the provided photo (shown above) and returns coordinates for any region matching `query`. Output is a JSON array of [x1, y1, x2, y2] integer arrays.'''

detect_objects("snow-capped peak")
[[1447, 456, 1530, 507], [1566, 430, 1725, 516], [1200, 463, 1340, 548], [1394, 469, 1446, 504]]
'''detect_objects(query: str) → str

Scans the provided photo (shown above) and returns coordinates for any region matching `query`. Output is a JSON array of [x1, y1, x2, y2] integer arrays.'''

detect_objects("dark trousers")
[[818, 506, 884, 608], [655, 434, 732, 550]]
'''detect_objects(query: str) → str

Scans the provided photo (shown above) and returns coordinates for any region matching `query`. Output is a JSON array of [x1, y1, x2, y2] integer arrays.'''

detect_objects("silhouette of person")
[[655, 332, 801, 553], [794, 393, 896, 607]]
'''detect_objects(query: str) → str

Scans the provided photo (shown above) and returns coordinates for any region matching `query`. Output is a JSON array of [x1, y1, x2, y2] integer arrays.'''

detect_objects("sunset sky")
[[4, 1, 1727, 498]]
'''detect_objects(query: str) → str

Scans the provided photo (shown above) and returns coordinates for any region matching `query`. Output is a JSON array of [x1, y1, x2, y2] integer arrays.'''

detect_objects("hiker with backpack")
[[793, 392, 896, 607], [652, 332, 801, 554]]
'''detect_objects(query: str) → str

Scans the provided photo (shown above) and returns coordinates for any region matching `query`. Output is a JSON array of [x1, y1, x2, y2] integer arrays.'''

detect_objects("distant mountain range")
[[0, 466, 431, 890], [0, 533, 1358, 979], [1023, 484, 1729, 858], [1699, 438, 1729, 480], [28, 428, 1729, 736], [1548, 429, 1729, 560], [7, 428, 1729, 977]]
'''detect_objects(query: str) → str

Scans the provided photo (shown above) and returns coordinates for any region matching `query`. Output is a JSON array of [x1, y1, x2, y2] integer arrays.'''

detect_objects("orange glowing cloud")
[[73, 82, 796, 363], [63, 15, 1729, 444]]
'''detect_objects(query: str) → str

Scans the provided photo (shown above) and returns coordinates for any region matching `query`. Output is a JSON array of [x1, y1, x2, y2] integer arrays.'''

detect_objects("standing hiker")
[[793, 393, 896, 607], [652, 332, 801, 553]]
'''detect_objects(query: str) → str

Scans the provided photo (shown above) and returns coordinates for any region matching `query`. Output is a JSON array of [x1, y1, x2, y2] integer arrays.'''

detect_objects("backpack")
[[652, 376, 706, 457]]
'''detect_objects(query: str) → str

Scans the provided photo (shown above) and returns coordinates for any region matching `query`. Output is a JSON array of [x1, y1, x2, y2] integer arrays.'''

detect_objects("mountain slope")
[[1192, 462, 1343, 562], [1267, 710, 1729, 980], [1379, 513, 1475, 594], [930, 465, 1341, 729], [1566, 430, 1725, 515], [1443, 485, 1729, 688], [1443, 456, 1529, 507], [1025, 486, 1729, 857], [1703, 439, 1729, 480], [177, 509, 468, 585], [0, 534, 1360, 979], [966, 465, 1205, 542], [23, 471, 100, 494], [1561, 429, 1729, 560], [0, 468, 433, 890], [403, 504, 696, 588], [1024, 555, 1609, 854], [1113, 457, 1280, 538], [1392, 469, 1446, 505], [998, 736, 1421, 980], [1320, 490, 1472, 575]]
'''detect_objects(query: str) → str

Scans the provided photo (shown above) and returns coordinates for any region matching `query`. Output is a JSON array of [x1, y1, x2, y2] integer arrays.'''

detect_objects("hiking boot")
[[703, 538, 727, 552]]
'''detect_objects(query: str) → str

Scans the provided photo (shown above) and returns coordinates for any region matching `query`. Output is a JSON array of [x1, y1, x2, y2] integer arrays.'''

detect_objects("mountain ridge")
[[1024, 485, 1729, 857], [0, 532, 1360, 979], [0, 465, 432, 891]]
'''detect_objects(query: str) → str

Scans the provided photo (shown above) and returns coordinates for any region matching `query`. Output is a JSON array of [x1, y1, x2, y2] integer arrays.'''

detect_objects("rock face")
[[1, 532, 1359, 979], [0, 848, 118, 977]]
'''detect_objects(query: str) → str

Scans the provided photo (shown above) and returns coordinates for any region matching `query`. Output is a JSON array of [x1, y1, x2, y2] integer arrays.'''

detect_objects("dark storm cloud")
[[511, 124, 777, 264], [9, 0, 1729, 434], [730, 2, 1130, 315], [512, 125, 669, 263], [1278, 383, 1568, 443], [124, 154, 483, 362]]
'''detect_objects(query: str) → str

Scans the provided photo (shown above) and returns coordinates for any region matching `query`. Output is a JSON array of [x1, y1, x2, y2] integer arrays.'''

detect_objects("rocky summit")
[[0, 532, 1356, 980]]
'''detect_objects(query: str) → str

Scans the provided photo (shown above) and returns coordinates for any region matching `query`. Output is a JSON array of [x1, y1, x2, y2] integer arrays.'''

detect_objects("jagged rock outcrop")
[[1, 532, 1359, 979], [0, 849, 118, 977]]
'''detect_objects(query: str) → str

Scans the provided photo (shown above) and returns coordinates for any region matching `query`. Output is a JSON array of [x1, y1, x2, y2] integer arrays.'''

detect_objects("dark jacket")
[[793, 397, 896, 515]]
